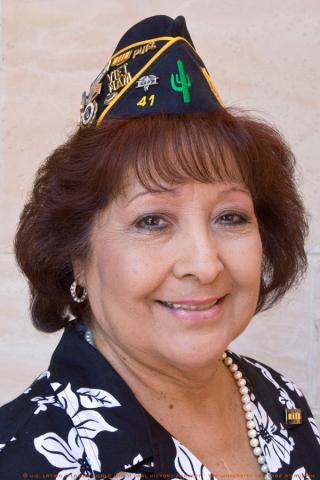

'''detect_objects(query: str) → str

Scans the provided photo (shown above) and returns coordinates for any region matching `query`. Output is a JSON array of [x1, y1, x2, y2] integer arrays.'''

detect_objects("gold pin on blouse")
[[285, 408, 303, 427]]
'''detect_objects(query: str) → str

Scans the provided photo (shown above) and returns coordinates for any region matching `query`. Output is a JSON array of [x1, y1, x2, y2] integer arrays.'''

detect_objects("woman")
[[0, 14, 319, 480]]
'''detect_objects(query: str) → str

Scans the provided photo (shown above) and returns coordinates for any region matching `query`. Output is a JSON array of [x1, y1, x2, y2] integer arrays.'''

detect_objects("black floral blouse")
[[0, 321, 319, 479]]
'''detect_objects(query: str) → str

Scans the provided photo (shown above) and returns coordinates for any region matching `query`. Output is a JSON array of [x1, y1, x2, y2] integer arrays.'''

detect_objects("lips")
[[156, 295, 226, 321], [156, 296, 224, 312], [158, 299, 220, 311]]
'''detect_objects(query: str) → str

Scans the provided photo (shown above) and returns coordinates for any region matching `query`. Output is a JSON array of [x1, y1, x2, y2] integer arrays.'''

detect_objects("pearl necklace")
[[82, 325, 271, 479], [222, 352, 271, 479]]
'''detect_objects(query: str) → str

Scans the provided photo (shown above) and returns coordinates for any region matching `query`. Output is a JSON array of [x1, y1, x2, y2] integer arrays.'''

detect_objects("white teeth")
[[164, 300, 219, 311]]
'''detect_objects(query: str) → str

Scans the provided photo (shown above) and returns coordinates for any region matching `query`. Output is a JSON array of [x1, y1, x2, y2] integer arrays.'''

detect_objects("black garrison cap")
[[80, 15, 224, 127]]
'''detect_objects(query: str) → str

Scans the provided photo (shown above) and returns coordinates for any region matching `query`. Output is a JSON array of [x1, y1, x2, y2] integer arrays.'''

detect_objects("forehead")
[[115, 176, 251, 208], [117, 148, 246, 198]]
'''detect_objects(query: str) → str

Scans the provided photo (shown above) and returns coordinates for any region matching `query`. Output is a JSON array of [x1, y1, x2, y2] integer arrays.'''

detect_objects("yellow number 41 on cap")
[[137, 95, 155, 107]]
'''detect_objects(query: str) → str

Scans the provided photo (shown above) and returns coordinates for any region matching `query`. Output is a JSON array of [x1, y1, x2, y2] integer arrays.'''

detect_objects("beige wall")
[[1, 1, 319, 426]]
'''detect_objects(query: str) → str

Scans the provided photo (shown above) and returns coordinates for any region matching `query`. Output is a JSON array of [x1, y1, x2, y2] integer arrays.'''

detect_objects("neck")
[[90, 323, 233, 415]]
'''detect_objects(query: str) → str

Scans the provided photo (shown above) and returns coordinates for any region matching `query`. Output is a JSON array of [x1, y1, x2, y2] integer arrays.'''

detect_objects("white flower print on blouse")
[[291, 466, 312, 479], [23, 370, 51, 395], [250, 393, 295, 472], [242, 357, 297, 409], [308, 417, 320, 445], [0, 437, 17, 455], [278, 388, 297, 409], [171, 437, 217, 480], [36, 370, 51, 381], [31, 382, 120, 419], [124, 453, 144, 469], [109, 454, 145, 480], [31, 395, 63, 415], [32, 382, 121, 477], [76, 387, 121, 409], [280, 375, 303, 397], [34, 426, 99, 478], [47, 382, 119, 435]]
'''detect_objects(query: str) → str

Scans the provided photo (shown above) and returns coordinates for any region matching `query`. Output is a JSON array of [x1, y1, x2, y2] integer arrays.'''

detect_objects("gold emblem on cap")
[[89, 82, 102, 102], [132, 41, 157, 59], [88, 59, 111, 101], [81, 100, 98, 126], [111, 50, 132, 67], [285, 408, 302, 426], [79, 59, 112, 127], [104, 92, 118, 106], [107, 63, 132, 94]]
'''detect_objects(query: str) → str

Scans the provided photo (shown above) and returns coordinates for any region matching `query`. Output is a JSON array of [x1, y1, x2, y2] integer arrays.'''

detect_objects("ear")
[[72, 258, 87, 287]]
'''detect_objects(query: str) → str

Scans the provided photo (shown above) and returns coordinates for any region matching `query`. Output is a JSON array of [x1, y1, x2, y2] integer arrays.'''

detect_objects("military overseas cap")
[[80, 15, 224, 127]]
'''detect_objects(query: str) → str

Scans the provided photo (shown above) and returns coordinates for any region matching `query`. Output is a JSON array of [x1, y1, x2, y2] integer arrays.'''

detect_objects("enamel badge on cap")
[[79, 15, 224, 127]]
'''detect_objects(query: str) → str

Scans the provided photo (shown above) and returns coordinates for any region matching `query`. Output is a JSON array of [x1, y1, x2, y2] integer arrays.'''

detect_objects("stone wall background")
[[1, 1, 319, 427]]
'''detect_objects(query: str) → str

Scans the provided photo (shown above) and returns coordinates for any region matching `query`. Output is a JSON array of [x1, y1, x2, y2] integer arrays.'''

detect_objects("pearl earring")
[[70, 280, 88, 303]]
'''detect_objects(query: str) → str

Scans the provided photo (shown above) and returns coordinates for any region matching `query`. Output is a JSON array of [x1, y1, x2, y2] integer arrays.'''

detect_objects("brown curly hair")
[[14, 109, 309, 332]]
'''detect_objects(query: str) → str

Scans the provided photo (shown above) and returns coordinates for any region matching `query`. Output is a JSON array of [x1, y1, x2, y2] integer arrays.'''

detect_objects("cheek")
[[222, 234, 262, 287], [91, 241, 167, 301]]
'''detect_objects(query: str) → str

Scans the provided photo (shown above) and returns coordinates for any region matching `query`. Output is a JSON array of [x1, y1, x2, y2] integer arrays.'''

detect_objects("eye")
[[217, 212, 249, 226], [135, 214, 169, 232]]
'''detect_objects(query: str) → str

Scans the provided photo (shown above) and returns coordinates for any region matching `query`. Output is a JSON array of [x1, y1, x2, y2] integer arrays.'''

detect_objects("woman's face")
[[78, 177, 263, 372]]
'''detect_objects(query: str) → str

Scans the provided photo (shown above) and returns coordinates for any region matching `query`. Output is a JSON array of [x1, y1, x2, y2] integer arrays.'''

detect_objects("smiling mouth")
[[156, 298, 223, 311]]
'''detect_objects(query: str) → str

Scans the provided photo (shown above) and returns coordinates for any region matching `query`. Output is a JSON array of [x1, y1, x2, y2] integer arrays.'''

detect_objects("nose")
[[172, 227, 224, 284]]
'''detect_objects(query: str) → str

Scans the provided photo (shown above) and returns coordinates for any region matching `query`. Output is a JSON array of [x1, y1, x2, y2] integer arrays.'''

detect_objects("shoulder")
[[227, 351, 320, 472], [231, 350, 305, 399], [0, 370, 53, 447], [0, 369, 76, 476], [230, 349, 320, 442], [230, 349, 312, 412]]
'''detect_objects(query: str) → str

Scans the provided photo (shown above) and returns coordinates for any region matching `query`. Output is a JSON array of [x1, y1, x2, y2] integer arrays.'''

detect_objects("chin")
[[158, 338, 227, 371]]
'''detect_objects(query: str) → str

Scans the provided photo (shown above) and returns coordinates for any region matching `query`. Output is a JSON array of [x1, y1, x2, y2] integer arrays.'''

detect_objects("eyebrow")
[[127, 186, 250, 205]]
